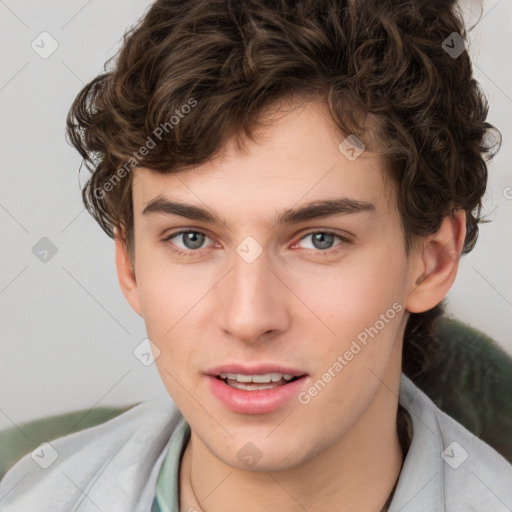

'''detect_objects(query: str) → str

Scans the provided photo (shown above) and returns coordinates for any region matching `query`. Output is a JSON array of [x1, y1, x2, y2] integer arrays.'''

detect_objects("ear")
[[405, 210, 466, 313], [114, 228, 142, 317]]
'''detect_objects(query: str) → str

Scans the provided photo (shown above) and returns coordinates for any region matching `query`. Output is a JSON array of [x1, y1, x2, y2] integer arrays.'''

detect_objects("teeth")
[[219, 372, 296, 383], [228, 381, 277, 391]]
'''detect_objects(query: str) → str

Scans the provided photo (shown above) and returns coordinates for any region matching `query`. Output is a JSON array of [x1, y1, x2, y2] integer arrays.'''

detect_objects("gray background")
[[0, 0, 511, 431]]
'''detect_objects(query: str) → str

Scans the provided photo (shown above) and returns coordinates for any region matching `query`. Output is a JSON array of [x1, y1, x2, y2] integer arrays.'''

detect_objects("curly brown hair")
[[66, 0, 500, 379]]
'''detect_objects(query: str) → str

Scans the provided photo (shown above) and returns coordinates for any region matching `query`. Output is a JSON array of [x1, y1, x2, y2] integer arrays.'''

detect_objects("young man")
[[1, 0, 511, 510]]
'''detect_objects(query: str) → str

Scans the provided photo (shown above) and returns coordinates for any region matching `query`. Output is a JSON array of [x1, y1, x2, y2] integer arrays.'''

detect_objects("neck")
[[179, 371, 405, 512]]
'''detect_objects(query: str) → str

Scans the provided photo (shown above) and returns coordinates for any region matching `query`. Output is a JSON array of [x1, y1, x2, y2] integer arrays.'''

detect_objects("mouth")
[[215, 372, 301, 391], [206, 365, 308, 414]]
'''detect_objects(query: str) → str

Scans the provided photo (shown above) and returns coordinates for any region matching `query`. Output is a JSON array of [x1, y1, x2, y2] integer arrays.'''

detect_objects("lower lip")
[[207, 375, 307, 414]]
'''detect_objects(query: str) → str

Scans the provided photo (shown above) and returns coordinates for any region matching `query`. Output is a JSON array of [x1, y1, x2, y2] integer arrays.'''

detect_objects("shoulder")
[[0, 396, 184, 512], [392, 374, 512, 512], [431, 395, 512, 511]]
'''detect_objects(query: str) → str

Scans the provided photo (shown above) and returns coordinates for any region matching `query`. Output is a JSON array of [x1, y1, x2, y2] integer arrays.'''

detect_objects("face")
[[123, 100, 420, 471]]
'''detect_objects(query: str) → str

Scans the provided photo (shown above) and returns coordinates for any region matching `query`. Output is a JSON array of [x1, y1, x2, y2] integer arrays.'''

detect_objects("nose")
[[218, 242, 289, 344]]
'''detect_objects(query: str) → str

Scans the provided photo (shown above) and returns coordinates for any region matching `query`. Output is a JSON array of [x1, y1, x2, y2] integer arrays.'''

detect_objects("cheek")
[[295, 252, 407, 420], [134, 251, 208, 372], [134, 244, 191, 330], [292, 245, 407, 335]]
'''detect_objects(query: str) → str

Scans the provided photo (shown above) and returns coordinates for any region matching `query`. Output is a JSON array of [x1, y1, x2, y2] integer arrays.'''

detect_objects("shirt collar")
[[388, 373, 445, 511], [153, 417, 190, 512]]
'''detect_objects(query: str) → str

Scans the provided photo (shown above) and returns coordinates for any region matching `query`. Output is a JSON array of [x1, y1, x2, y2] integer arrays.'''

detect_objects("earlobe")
[[406, 210, 466, 314], [114, 230, 142, 317]]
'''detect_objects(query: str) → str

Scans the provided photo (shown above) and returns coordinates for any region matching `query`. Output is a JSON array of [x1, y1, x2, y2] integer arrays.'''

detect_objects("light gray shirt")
[[0, 374, 511, 511]]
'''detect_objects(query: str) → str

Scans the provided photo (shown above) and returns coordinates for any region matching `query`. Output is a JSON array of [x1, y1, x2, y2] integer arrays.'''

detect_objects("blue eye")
[[163, 229, 213, 257], [162, 229, 349, 258], [297, 231, 346, 251]]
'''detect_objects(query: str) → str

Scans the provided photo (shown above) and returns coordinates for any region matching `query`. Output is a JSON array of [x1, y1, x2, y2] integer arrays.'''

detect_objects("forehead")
[[132, 99, 396, 220]]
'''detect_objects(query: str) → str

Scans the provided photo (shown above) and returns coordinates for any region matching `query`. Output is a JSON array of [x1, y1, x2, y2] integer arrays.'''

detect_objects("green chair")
[[409, 316, 512, 462], [1, 316, 511, 480], [0, 404, 138, 480]]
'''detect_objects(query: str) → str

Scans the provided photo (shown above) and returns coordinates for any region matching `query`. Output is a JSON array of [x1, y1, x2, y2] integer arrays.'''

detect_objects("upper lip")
[[206, 364, 307, 377]]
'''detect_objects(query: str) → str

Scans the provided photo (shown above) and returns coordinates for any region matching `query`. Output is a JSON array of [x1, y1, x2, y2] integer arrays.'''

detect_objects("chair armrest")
[[414, 316, 512, 463], [0, 404, 137, 480]]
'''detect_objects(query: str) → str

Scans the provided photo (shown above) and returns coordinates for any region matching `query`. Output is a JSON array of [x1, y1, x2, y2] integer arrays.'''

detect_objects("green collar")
[[152, 418, 191, 512]]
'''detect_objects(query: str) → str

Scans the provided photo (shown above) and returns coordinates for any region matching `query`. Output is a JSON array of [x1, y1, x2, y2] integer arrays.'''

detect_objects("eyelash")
[[161, 229, 351, 258]]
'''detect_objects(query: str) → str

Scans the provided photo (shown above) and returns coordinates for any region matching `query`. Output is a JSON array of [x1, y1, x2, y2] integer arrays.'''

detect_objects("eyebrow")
[[142, 195, 376, 228]]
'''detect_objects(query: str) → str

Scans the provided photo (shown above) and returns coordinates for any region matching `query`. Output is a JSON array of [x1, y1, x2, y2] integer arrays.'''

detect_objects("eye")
[[293, 230, 348, 253], [162, 229, 350, 258], [162, 229, 214, 256]]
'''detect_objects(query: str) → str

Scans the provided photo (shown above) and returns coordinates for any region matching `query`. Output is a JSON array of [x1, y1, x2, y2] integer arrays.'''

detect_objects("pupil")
[[184, 232, 204, 249], [312, 232, 334, 250]]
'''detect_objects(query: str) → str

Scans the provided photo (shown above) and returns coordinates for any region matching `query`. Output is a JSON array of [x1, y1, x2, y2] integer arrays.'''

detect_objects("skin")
[[115, 99, 466, 512]]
